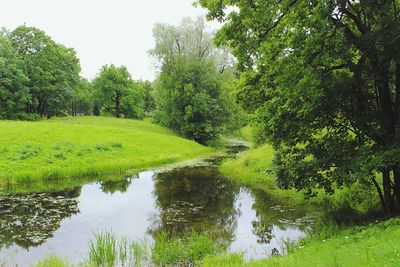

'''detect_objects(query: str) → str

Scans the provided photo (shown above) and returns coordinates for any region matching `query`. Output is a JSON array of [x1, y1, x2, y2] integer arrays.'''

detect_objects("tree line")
[[0, 21, 246, 144], [0, 25, 155, 120]]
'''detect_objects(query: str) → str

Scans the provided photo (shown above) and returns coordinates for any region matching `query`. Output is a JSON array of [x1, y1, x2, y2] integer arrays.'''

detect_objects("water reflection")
[[150, 166, 239, 245], [0, 158, 314, 265], [0, 187, 80, 249], [250, 189, 312, 244], [100, 176, 134, 194]]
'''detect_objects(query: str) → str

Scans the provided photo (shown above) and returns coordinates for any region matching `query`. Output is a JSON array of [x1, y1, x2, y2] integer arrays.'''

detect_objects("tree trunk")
[[371, 176, 387, 215], [395, 63, 400, 121], [382, 168, 395, 216], [115, 94, 120, 118], [393, 166, 400, 208]]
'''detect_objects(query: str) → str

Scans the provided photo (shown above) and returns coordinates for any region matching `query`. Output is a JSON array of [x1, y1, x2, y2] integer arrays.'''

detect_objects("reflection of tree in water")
[[0, 187, 81, 249], [100, 177, 134, 194], [150, 166, 239, 246], [250, 189, 314, 244]]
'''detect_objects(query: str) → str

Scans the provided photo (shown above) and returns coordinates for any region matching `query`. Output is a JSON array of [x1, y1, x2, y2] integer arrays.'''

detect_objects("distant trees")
[[151, 17, 244, 143], [0, 25, 151, 120], [9, 25, 81, 118], [92, 64, 145, 119], [139, 80, 156, 115], [0, 35, 29, 119], [71, 78, 93, 116], [0, 25, 80, 119]]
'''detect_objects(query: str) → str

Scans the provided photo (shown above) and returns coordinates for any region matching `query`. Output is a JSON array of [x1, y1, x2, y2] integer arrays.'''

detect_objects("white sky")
[[0, 0, 219, 81]]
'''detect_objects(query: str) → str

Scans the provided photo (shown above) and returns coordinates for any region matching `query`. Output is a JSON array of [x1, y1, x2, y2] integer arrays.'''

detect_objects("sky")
[[0, 0, 219, 81]]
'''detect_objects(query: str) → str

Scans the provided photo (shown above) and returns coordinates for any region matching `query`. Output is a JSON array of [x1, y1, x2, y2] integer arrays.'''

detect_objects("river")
[[0, 143, 314, 265]]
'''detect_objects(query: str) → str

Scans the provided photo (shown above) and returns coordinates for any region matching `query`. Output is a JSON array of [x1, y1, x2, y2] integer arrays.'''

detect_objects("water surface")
[[0, 151, 313, 265]]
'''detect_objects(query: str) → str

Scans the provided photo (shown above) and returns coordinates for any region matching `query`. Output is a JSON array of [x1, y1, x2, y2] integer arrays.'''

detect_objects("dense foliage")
[[93, 64, 145, 119], [0, 26, 151, 120], [151, 17, 245, 143], [154, 56, 227, 143], [0, 35, 29, 119], [198, 0, 400, 215], [1, 26, 81, 119]]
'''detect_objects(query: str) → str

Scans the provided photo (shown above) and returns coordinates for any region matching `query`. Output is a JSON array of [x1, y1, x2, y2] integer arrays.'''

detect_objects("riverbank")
[[0, 116, 213, 186], [202, 217, 400, 266], [32, 216, 400, 267], [214, 133, 397, 266]]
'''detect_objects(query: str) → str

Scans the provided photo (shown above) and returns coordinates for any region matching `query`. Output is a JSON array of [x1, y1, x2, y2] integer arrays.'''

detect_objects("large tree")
[[9, 25, 81, 117], [151, 17, 243, 143], [198, 0, 400, 215], [0, 35, 30, 119], [154, 56, 226, 143], [93, 65, 144, 119], [150, 17, 235, 73]]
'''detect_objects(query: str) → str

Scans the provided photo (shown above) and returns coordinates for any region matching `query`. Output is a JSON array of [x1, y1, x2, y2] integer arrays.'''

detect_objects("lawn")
[[0, 116, 213, 185]]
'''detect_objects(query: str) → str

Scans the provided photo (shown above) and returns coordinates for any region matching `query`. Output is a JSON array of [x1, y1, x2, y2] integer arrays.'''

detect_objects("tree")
[[0, 35, 30, 119], [71, 78, 93, 116], [9, 25, 81, 117], [151, 17, 243, 143], [154, 56, 225, 143], [93, 64, 144, 119], [198, 0, 400, 215], [150, 17, 214, 62], [138, 80, 156, 115], [150, 17, 235, 73]]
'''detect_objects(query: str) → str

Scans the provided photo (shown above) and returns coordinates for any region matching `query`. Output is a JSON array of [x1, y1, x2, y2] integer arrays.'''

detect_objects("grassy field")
[[0, 116, 213, 185]]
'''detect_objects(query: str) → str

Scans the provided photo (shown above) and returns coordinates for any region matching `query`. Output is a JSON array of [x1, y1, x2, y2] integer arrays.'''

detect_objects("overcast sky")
[[0, 0, 219, 81]]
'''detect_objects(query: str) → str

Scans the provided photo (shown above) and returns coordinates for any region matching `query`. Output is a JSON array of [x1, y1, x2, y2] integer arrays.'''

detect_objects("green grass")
[[201, 217, 400, 267], [0, 116, 213, 186], [34, 255, 71, 267], [220, 142, 381, 219], [86, 231, 151, 266], [34, 231, 223, 267], [216, 128, 394, 267], [220, 143, 304, 204], [153, 231, 224, 266], [33, 219, 400, 267]]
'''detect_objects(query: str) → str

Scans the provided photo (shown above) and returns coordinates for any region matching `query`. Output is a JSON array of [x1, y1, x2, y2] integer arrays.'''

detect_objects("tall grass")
[[86, 231, 151, 266], [83, 230, 221, 267], [34, 255, 71, 267], [153, 231, 224, 266]]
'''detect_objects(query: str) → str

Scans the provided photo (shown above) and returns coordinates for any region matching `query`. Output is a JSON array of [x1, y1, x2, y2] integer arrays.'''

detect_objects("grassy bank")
[[220, 144, 305, 203], [34, 218, 400, 266], [202, 217, 400, 267], [221, 142, 380, 219], [0, 116, 213, 185], [216, 130, 395, 266]]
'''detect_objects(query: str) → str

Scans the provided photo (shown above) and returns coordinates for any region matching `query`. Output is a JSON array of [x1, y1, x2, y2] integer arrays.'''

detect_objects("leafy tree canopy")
[[1, 25, 80, 117], [198, 0, 400, 215], [93, 64, 144, 119], [154, 56, 226, 143], [0, 35, 29, 119]]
